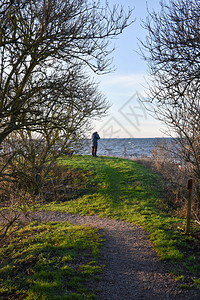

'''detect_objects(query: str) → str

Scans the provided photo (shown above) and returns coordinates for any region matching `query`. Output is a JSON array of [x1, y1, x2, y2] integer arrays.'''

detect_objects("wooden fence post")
[[124, 145, 126, 158], [186, 178, 193, 234]]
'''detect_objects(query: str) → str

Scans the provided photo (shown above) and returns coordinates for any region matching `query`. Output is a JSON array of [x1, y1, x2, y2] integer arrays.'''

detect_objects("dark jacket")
[[91, 132, 100, 147]]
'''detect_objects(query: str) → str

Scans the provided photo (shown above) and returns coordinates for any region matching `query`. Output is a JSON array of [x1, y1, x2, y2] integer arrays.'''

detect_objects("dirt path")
[[27, 210, 199, 300]]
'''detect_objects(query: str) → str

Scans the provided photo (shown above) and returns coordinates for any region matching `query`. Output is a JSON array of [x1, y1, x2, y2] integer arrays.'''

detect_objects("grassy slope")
[[40, 155, 200, 287]]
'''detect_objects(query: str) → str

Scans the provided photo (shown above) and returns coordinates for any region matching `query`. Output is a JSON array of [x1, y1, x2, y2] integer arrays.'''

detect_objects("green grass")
[[0, 222, 104, 299], [38, 155, 200, 286]]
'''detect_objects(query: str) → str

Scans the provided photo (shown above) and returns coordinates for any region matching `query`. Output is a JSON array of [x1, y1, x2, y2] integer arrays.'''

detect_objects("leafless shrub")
[[141, 140, 200, 221], [0, 180, 40, 242]]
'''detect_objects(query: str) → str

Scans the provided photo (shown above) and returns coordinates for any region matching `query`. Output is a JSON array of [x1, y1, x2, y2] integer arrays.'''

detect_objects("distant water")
[[78, 138, 172, 158]]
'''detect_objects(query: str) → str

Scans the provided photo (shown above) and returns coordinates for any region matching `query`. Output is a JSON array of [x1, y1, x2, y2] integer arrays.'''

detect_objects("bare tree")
[[0, 0, 133, 237], [141, 0, 200, 105], [0, 0, 132, 144], [140, 0, 200, 215]]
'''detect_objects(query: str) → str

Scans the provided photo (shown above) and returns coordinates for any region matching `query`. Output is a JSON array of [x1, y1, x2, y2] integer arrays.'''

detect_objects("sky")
[[91, 0, 167, 139]]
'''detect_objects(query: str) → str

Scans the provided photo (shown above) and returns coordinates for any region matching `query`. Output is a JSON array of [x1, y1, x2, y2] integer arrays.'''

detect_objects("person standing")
[[91, 131, 100, 157]]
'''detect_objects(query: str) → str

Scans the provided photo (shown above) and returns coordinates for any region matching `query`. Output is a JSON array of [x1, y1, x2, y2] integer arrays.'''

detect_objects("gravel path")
[[24, 210, 199, 300]]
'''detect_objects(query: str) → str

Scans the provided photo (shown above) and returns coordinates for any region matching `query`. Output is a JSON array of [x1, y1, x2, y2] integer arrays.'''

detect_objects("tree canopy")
[[0, 0, 132, 144], [141, 0, 200, 187], [141, 0, 200, 105]]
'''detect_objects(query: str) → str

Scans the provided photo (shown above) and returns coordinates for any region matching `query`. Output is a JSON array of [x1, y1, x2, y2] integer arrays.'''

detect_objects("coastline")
[[78, 137, 173, 158]]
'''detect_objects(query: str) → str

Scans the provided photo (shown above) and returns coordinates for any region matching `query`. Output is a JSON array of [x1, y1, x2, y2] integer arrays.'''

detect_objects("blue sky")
[[91, 0, 167, 138]]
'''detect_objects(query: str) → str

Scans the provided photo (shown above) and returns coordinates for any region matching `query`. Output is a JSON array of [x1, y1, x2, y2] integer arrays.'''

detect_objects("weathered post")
[[124, 145, 126, 158], [186, 178, 193, 234]]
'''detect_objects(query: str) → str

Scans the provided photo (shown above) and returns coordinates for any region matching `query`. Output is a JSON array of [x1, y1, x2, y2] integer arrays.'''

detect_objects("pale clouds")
[[99, 73, 149, 91], [90, 72, 166, 138]]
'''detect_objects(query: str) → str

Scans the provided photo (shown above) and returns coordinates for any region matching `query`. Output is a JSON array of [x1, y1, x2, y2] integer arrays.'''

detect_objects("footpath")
[[33, 210, 200, 300]]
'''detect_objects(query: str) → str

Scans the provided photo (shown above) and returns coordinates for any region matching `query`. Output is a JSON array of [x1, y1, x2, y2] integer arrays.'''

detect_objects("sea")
[[78, 138, 172, 159]]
